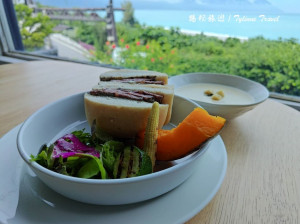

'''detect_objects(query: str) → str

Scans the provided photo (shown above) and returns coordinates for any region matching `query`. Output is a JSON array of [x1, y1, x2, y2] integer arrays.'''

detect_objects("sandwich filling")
[[100, 76, 164, 85], [89, 88, 164, 104]]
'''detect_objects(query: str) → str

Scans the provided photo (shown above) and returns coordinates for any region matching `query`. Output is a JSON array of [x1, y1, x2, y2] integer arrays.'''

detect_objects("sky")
[[36, 0, 300, 14], [268, 0, 300, 13]]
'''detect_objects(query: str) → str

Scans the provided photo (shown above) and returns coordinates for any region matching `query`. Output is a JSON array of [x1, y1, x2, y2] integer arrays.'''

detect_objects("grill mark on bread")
[[89, 88, 164, 104]]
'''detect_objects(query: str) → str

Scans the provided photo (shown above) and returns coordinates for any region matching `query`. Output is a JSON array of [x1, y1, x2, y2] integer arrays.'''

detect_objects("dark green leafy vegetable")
[[137, 147, 153, 176], [72, 129, 94, 146], [30, 144, 54, 169]]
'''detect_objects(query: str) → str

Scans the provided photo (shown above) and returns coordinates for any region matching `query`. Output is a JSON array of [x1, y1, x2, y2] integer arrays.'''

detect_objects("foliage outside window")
[[12, 1, 300, 97], [14, 4, 54, 50]]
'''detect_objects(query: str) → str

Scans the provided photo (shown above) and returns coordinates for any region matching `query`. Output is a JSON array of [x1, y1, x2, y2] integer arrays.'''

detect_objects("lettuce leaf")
[[101, 141, 125, 176]]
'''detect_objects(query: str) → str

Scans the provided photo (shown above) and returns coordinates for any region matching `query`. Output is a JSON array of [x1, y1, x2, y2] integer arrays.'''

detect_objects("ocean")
[[111, 10, 300, 41]]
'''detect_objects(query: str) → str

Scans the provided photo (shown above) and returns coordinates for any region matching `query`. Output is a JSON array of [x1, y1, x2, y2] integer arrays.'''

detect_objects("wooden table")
[[1, 61, 300, 223]]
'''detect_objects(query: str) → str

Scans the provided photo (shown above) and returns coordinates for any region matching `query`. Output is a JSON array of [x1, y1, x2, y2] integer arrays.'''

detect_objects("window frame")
[[0, 0, 300, 110], [0, 0, 13, 53], [2, 0, 23, 50]]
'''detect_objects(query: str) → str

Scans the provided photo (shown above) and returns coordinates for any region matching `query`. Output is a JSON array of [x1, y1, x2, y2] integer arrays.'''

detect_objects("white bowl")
[[169, 73, 269, 120], [17, 93, 209, 205]]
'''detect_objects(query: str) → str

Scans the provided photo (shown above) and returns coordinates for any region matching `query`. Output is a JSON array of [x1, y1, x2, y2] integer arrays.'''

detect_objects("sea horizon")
[[110, 10, 300, 41]]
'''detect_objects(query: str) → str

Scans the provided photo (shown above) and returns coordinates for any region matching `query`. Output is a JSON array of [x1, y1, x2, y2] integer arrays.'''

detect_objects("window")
[[1, 0, 300, 108]]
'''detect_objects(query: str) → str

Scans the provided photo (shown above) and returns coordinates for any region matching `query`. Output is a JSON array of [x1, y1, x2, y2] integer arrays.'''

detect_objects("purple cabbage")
[[52, 134, 99, 158]]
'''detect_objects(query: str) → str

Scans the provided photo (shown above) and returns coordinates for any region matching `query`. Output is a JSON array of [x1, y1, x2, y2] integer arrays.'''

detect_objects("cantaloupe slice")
[[136, 107, 226, 161]]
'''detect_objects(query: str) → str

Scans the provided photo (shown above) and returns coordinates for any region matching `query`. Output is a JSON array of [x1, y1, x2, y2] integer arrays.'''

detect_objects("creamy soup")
[[176, 83, 255, 105]]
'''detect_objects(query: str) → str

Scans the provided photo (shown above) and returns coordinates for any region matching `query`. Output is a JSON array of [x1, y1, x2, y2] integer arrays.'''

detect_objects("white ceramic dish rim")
[[169, 72, 270, 107], [17, 92, 207, 185], [1, 124, 227, 224]]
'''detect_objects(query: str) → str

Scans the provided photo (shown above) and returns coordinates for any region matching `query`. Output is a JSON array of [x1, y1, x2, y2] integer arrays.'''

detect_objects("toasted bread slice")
[[84, 93, 169, 138], [99, 69, 169, 85]]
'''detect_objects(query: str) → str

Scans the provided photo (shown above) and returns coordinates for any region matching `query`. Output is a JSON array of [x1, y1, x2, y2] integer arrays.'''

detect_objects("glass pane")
[[12, 0, 300, 97]]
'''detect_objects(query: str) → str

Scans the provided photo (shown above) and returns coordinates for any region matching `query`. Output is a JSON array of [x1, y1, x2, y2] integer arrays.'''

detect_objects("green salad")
[[30, 128, 152, 179]]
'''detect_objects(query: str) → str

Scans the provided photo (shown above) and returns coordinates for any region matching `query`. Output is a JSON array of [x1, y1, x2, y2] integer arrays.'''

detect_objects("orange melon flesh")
[[136, 107, 226, 161]]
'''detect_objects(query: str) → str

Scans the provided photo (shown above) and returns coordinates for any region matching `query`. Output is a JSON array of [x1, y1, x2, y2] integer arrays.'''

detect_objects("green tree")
[[76, 22, 96, 45], [121, 1, 136, 26], [94, 23, 107, 51], [75, 22, 107, 51], [14, 4, 54, 50]]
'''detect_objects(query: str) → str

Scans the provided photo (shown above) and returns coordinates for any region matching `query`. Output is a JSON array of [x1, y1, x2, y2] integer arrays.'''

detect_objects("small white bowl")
[[169, 73, 269, 120], [17, 93, 209, 205]]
